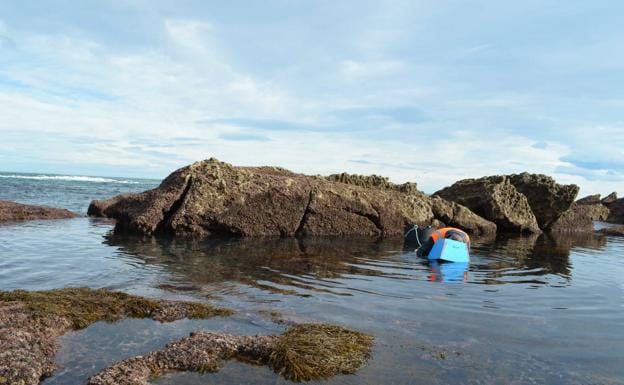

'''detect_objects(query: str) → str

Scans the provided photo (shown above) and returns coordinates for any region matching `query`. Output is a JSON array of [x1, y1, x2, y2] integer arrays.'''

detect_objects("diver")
[[405, 225, 471, 258]]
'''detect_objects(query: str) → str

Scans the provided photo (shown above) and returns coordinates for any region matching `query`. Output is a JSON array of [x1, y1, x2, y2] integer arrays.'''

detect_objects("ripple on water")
[[1, 218, 623, 385]]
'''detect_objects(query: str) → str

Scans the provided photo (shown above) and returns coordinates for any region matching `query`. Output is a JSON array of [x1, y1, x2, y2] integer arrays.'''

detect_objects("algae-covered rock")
[[0, 200, 77, 222], [434, 176, 541, 233], [89, 158, 495, 238], [268, 323, 374, 381], [87, 323, 374, 385], [0, 288, 231, 385], [507, 173, 579, 229]]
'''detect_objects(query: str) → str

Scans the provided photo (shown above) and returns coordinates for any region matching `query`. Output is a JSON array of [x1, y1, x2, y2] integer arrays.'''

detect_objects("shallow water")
[[1, 174, 623, 385]]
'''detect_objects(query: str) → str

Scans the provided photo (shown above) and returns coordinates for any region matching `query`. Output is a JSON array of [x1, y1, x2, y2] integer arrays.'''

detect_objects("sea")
[[0, 171, 623, 385]]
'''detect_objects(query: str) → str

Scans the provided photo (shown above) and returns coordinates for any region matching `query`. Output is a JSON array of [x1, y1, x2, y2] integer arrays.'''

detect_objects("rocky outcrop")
[[606, 198, 624, 224], [88, 324, 373, 384], [602, 192, 618, 205], [0, 200, 77, 222], [548, 203, 608, 233], [0, 288, 230, 385], [429, 196, 497, 235], [325, 173, 419, 194], [89, 159, 496, 238], [577, 194, 602, 205], [434, 176, 541, 233], [507, 173, 579, 229]]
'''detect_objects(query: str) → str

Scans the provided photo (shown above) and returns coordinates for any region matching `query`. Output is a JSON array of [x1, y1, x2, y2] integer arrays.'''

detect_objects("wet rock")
[[89, 159, 495, 238], [0, 288, 231, 385], [576, 194, 602, 205], [87, 323, 373, 385], [601, 192, 618, 205], [434, 176, 541, 233], [0, 200, 77, 222], [548, 203, 607, 233], [597, 226, 624, 236], [507, 173, 579, 229], [606, 198, 624, 224]]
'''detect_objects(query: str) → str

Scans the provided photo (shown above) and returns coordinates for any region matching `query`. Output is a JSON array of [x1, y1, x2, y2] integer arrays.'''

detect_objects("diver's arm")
[[417, 238, 434, 257]]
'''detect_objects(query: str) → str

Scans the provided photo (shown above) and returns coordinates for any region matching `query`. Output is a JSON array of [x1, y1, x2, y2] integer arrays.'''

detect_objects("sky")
[[0, 0, 623, 195]]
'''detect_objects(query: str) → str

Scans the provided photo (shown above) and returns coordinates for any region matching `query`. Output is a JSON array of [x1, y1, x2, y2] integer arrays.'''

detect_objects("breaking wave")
[[0, 174, 140, 184]]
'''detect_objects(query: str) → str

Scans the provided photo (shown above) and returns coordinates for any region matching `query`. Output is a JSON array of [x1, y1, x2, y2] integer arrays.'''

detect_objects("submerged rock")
[[87, 323, 373, 384], [434, 176, 541, 233], [0, 200, 77, 222], [89, 159, 496, 238], [507, 173, 579, 229], [0, 288, 231, 385]]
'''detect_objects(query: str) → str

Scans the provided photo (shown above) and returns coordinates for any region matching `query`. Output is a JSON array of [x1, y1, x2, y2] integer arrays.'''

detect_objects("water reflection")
[[104, 231, 608, 297]]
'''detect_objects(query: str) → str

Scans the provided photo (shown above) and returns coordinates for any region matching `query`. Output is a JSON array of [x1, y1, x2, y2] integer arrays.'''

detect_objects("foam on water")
[[0, 174, 139, 184]]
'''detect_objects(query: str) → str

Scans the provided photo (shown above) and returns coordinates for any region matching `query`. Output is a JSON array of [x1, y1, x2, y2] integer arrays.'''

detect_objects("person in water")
[[415, 226, 471, 258]]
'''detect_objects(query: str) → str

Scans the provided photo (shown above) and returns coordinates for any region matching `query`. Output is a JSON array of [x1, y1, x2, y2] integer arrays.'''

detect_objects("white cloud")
[[0, 3, 623, 197], [340, 59, 405, 81]]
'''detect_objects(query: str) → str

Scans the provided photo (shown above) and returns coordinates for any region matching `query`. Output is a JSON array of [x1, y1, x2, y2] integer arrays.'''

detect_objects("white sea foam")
[[0, 174, 140, 184]]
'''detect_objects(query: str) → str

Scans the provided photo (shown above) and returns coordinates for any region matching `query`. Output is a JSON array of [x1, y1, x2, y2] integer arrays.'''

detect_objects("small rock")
[[0, 201, 77, 222]]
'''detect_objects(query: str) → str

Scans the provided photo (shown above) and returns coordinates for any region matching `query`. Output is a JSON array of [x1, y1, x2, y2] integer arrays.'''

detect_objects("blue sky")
[[0, 1, 623, 195]]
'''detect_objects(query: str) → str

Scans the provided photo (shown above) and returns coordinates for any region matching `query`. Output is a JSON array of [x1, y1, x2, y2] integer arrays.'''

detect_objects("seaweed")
[[0, 288, 232, 329], [268, 323, 374, 382]]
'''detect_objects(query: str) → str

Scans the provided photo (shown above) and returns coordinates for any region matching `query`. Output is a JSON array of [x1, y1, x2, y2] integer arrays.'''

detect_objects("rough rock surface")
[[0, 288, 230, 385], [88, 332, 277, 385], [0, 200, 77, 222], [606, 198, 624, 224], [89, 159, 496, 238], [576, 194, 602, 205], [548, 203, 608, 233], [434, 176, 540, 233], [88, 323, 373, 385], [507, 173, 579, 229], [602, 192, 618, 205]]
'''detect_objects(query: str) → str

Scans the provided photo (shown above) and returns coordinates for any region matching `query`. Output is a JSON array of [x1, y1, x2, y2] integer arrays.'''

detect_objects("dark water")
[[1, 173, 623, 385]]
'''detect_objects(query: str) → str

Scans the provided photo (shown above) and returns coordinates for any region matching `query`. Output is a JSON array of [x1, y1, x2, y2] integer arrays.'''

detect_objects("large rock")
[[0, 201, 77, 222], [548, 203, 608, 233], [602, 192, 618, 205], [434, 176, 541, 233], [606, 198, 624, 224], [89, 159, 496, 238], [576, 194, 601, 205], [507, 173, 579, 229]]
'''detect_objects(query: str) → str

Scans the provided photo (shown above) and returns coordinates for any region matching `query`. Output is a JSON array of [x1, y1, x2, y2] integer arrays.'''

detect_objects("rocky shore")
[[0, 288, 372, 385], [0, 200, 77, 222], [88, 323, 373, 384], [0, 288, 231, 385]]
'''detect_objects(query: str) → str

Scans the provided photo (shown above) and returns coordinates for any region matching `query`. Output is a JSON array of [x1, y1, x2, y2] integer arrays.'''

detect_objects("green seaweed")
[[268, 323, 374, 382], [0, 288, 231, 329]]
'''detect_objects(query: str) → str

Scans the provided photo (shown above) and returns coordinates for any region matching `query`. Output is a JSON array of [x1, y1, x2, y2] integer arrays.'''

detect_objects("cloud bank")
[[0, 1, 623, 195]]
